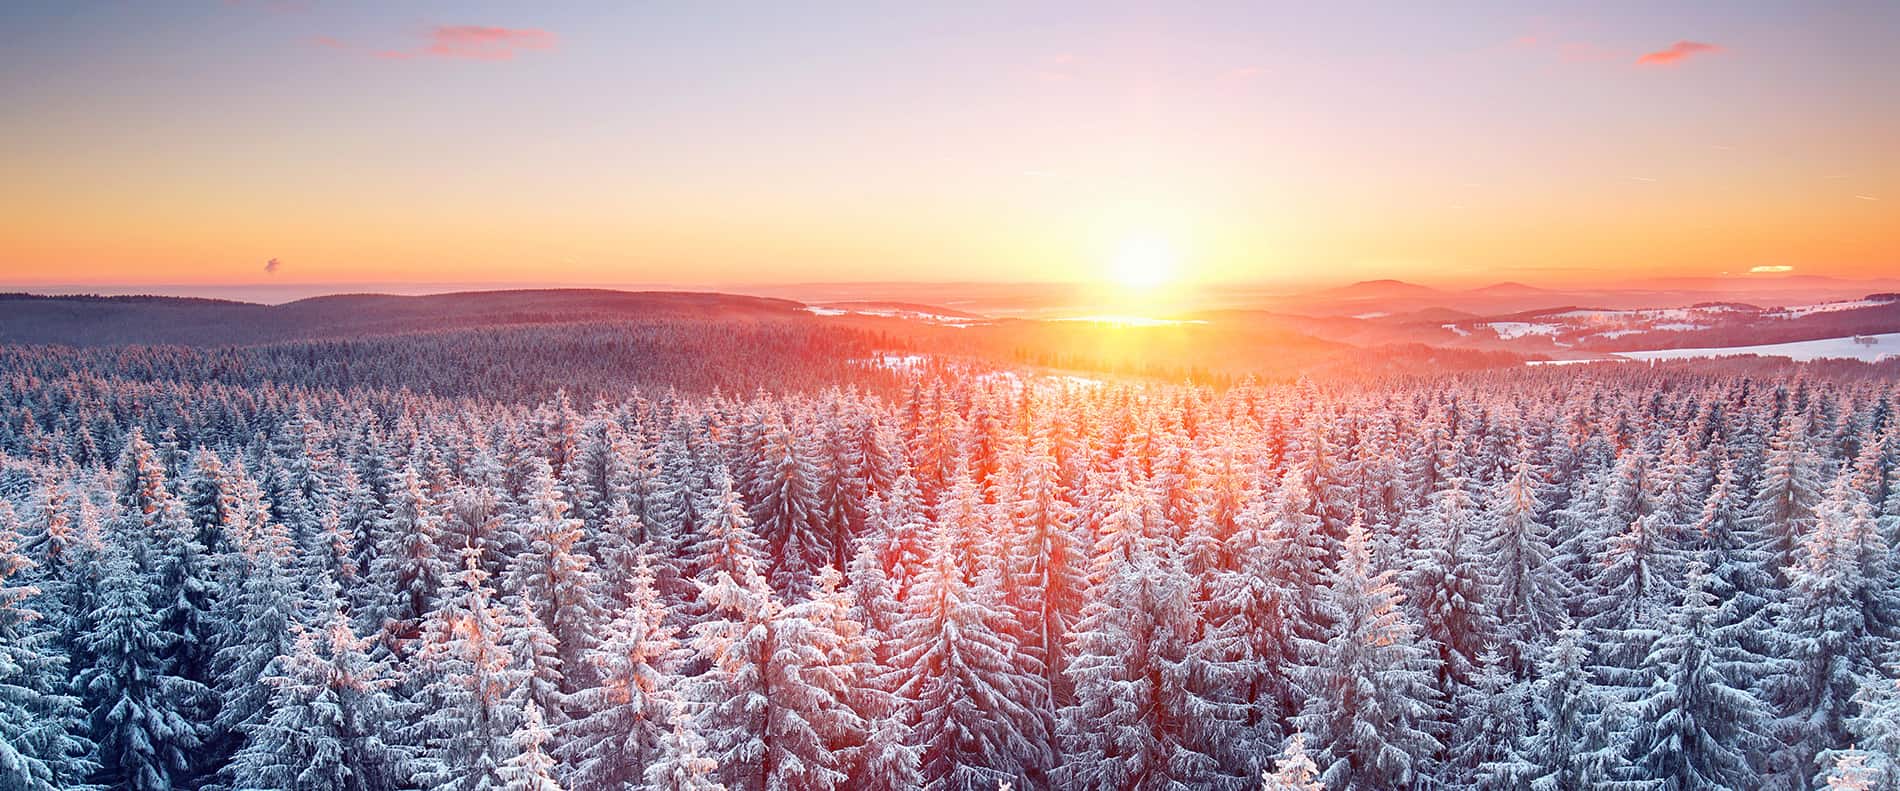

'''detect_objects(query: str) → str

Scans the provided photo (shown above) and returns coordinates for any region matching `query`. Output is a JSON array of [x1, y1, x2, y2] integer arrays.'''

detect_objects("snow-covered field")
[[1769, 298, 1894, 319], [805, 305, 987, 326], [1486, 321, 1560, 340], [1614, 332, 1900, 362]]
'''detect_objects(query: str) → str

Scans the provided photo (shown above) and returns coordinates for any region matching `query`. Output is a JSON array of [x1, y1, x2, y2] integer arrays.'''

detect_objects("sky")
[[0, 1, 1895, 292]]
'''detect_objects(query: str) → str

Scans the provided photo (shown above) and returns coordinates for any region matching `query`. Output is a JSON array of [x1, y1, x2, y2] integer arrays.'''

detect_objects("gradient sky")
[[1, 1, 1895, 290]]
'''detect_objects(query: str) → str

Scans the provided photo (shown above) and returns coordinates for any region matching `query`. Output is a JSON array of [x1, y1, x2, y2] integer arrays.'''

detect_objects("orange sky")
[[1, 2, 1894, 290]]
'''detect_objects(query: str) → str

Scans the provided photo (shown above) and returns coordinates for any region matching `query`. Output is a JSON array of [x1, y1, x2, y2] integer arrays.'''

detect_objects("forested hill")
[[0, 290, 1534, 398], [0, 290, 906, 402], [0, 290, 809, 347]]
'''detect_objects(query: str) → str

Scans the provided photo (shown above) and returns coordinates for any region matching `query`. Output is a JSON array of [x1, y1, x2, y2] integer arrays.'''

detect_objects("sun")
[[1107, 233, 1182, 290]]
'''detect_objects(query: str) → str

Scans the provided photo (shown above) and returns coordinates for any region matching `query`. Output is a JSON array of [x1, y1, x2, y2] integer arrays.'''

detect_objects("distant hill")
[[1464, 281, 1549, 296], [1308, 279, 1444, 300], [1379, 306, 1479, 324], [0, 289, 806, 347], [0, 287, 1542, 387]]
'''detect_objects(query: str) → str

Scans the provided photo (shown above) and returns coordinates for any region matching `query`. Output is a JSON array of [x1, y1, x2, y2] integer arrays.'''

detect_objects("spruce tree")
[[1772, 476, 1900, 783], [410, 554, 524, 791], [498, 703, 565, 791], [1444, 646, 1536, 789], [1259, 733, 1322, 791], [1059, 539, 1241, 790], [0, 502, 95, 790], [227, 613, 407, 791], [1292, 518, 1446, 790], [365, 466, 450, 651], [749, 424, 826, 596], [1485, 460, 1571, 667], [1408, 478, 1492, 691], [1525, 630, 1621, 791], [207, 511, 304, 783], [558, 553, 681, 789], [685, 560, 849, 791], [645, 701, 727, 791], [78, 538, 204, 791], [505, 459, 606, 696], [890, 524, 1054, 791], [1816, 664, 1900, 790], [1621, 561, 1771, 790]]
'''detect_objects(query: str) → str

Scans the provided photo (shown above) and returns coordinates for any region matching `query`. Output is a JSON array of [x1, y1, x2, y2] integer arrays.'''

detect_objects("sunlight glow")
[[1055, 315, 1207, 328], [1107, 234, 1182, 291]]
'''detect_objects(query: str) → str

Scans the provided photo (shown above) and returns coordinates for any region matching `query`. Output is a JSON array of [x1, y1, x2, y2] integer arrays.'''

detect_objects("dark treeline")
[[0, 318, 907, 407], [1, 345, 1898, 790]]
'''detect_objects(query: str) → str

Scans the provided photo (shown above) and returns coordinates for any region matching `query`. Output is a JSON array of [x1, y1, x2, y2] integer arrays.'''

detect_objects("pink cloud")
[[1636, 40, 1721, 66], [363, 25, 558, 62], [422, 25, 558, 60], [310, 35, 346, 50]]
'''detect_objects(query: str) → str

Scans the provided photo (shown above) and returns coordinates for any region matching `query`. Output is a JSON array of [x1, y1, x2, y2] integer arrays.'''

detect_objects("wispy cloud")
[[373, 25, 559, 61], [1495, 31, 1623, 63], [1856, 195, 1879, 201], [427, 25, 557, 60], [264, 258, 282, 274], [1749, 265, 1794, 273], [1636, 40, 1722, 67]]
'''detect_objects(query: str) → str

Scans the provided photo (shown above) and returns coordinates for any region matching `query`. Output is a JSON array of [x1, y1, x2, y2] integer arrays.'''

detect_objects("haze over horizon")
[[3, 1, 1896, 291]]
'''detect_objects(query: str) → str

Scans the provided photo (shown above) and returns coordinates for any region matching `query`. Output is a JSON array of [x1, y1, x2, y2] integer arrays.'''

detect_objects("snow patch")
[[1770, 299, 1890, 319], [1487, 322, 1559, 340], [878, 354, 927, 370], [1615, 332, 1900, 363]]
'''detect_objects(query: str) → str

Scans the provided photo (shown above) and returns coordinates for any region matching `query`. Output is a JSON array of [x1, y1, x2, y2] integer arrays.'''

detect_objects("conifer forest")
[[2, 336, 1898, 791]]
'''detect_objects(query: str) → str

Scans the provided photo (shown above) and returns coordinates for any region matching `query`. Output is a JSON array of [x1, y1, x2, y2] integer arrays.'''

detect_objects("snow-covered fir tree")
[[0, 502, 95, 790], [226, 611, 407, 791], [891, 521, 1054, 791], [1292, 518, 1446, 790], [77, 537, 204, 791], [1620, 562, 1771, 789], [683, 557, 861, 791], [409, 552, 526, 791], [1259, 732, 1322, 791]]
